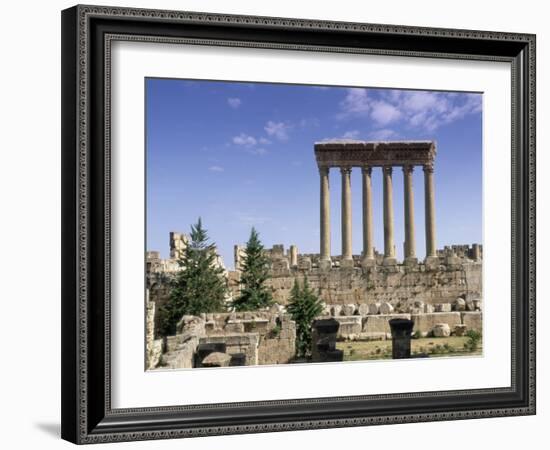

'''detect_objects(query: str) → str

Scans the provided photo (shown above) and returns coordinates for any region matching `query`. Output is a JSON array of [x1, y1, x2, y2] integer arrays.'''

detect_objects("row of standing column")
[[319, 164, 437, 266]]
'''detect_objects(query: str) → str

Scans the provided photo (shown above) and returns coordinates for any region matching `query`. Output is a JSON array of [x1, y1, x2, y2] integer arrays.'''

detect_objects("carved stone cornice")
[[315, 141, 436, 169]]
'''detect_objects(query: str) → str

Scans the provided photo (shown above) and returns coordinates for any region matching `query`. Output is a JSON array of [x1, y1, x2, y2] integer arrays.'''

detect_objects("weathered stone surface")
[[177, 315, 206, 336], [358, 303, 370, 316], [432, 323, 451, 337], [201, 352, 232, 367], [368, 303, 381, 315], [224, 321, 245, 333], [331, 304, 343, 317], [342, 303, 356, 316], [363, 314, 411, 334], [161, 335, 199, 369], [258, 316, 296, 365], [379, 302, 394, 314], [201, 334, 259, 366], [454, 297, 467, 311], [423, 304, 435, 314], [461, 312, 482, 332], [412, 312, 462, 334], [434, 303, 452, 313], [454, 324, 468, 336], [332, 316, 362, 338]]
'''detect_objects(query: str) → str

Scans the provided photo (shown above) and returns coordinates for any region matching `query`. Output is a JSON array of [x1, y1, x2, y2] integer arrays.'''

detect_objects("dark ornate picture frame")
[[61, 4, 536, 444]]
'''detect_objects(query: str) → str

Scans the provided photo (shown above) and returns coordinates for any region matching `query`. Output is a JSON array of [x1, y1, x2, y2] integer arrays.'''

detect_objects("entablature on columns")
[[314, 141, 436, 168]]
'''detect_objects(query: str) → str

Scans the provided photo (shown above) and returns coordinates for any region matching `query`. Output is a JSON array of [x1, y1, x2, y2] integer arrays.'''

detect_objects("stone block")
[[224, 321, 245, 333], [461, 312, 482, 332], [333, 316, 362, 338], [412, 312, 462, 334], [298, 257, 312, 271], [423, 304, 435, 314], [379, 302, 394, 314], [342, 303, 356, 316], [331, 304, 343, 317], [201, 352, 232, 367], [357, 303, 370, 316], [434, 303, 452, 313], [453, 297, 466, 311], [454, 324, 468, 336], [363, 314, 411, 334], [432, 323, 451, 337], [340, 259, 355, 269], [368, 303, 381, 315]]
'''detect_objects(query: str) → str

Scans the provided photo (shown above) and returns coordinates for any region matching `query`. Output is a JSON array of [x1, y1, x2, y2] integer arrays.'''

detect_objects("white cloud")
[[247, 147, 268, 156], [338, 88, 482, 132], [258, 137, 271, 145], [369, 100, 402, 126], [232, 133, 257, 146], [264, 121, 291, 141], [208, 165, 224, 172], [339, 88, 370, 117], [227, 97, 241, 109]]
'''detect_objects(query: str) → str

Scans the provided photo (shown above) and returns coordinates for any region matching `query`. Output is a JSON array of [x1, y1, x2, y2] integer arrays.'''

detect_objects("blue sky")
[[146, 79, 482, 269]]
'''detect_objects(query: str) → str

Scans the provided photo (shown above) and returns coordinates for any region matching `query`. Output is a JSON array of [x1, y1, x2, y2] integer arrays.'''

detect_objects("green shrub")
[[464, 330, 482, 352]]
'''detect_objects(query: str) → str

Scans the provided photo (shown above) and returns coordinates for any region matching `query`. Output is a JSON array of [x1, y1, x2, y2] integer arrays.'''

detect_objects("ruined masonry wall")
[[261, 262, 482, 306]]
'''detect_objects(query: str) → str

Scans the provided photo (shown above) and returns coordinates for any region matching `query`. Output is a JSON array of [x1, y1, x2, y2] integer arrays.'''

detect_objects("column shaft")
[[319, 167, 331, 262], [403, 165, 416, 260], [341, 167, 353, 261], [383, 166, 396, 262], [424, 163, 437, 258], [362, 167, 374, 261]]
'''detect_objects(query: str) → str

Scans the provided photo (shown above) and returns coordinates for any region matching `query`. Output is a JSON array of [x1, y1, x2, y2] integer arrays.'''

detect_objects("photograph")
[[145, 79, 484, 370]]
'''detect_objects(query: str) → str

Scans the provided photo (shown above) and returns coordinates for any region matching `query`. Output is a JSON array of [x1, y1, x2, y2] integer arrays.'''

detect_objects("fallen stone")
[[201, 352, 232, 367], [454, 324, 468, 336], [432, 323, 451, 337], [454, 298, 466, 311], [342, 303, 356, 316], [358, 303, 370, 316], [363, 313, 411, 334], [434, 303, 452, 313], [412, 312, 462, 334], [368, 303, 381, 315]]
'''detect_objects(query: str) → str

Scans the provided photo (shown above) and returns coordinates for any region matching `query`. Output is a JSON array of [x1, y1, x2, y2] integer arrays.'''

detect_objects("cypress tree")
[[286, 277, 324, 358], [232, 227, 273, 311], [159, 218, 228, 335]]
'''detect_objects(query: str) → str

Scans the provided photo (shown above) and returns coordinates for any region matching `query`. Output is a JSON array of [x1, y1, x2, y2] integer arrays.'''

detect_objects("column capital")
[[383, 165, 393, 176], [318, 166, 330, 176], [423, 162, 434, 174], [340, 166, 352, 175], [403, 164, 415, 175], [361, 165, 372, 176]]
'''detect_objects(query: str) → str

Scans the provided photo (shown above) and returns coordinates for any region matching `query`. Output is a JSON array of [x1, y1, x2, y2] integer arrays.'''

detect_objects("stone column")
[[383, 166, 396, 265], [319, 167, 331, 270], [403, 165, 417, 264], [361, 166, 375, 267], [289, 245, 298, 267], [341, 167, 353, 267], [423, 163, 438, 262]]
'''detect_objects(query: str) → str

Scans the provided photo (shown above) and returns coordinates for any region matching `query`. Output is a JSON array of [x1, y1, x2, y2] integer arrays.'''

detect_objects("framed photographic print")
[[61, 4, 536, 444]]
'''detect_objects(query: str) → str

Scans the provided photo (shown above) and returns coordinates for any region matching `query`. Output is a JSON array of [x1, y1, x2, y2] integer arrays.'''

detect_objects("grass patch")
[[338, 336, 482, 361]]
